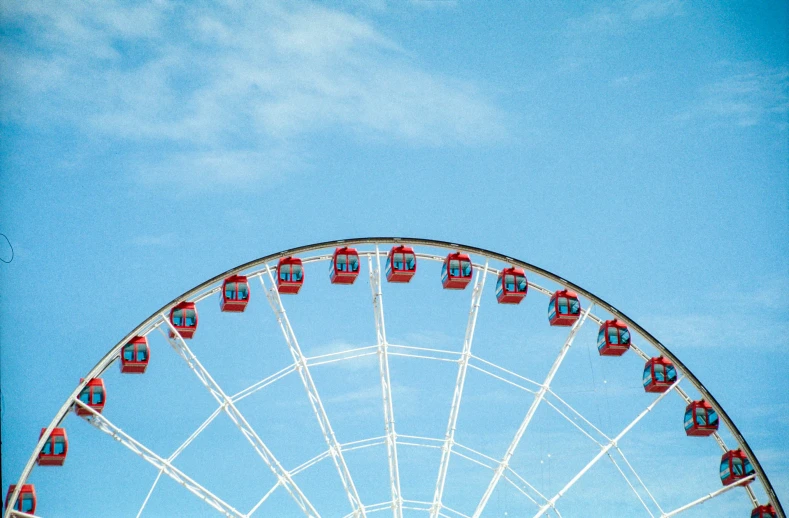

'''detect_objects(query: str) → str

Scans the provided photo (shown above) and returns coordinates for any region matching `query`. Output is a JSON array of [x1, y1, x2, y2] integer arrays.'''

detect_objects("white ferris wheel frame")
[[5, 237, 783, 518]]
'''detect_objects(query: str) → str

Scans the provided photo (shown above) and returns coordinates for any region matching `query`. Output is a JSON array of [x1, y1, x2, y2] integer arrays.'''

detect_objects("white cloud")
[[567, 0, 684, 35], [1, 0, 506, 186], [676, 63, 789, 129]]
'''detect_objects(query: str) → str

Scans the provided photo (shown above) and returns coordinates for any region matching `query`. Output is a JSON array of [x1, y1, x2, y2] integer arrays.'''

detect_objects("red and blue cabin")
[[684, 400, 719, 436], [5, 485, 35, 514], [120, 336, 150, 374], [597, 319, 631, 356], [442, 252, 473, 290], [75, 378, 106, 416], [330, 247, 360, 285], [752, 504, 777, 518], [386, 246, 416, 283], [170, 301, 198, 339], [548, 289, 581, 326], [720, 449, 754, 486], [642, 356, 677, 393], [221, 275, 250, 312], [277, 257, 304, 294], [496, 267, 528, 304], [37, 427, 68, 466]]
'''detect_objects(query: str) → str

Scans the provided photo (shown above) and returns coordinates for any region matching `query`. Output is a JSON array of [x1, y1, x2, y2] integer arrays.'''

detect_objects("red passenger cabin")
[[75, 378, 106, 416], [120, 336, 150, 374], [720, 449, 754, 486], [37, 427, 68, 466], [386, 246, 416, 283], [597, 319, 631, 356], [642, 356, 677, 393], [752, 504, 777, 518], [5, 485, 36, 514], [684, 400, 719, 436], [441, 252, 473, 290], [169, 302, 198, 339], [496, 267, 528, 304], [220, 275, 250, 312], [330, 247, 360, 285], [548, 290, 581, 326], [277, 257, 304, 294]]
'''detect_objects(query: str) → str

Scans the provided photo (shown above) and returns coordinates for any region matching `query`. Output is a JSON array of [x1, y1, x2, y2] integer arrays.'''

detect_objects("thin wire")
[[0, 233, 13, 263]]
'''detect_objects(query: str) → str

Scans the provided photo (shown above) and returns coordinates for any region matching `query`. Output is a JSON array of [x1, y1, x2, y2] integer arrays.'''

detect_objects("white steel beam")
[[532, 377, 682, 517], [159, 319, 320, 518], [430, 259, 489, 517], [660, 475, 756, 517], [472, 304, 593, 518], [368, 245, 403, 518], [74, 399, 244, 518], [260, 269, 367, 518]]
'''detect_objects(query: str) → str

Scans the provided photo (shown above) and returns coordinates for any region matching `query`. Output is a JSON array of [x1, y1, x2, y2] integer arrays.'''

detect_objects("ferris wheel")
[[4, 238, 784, 518]]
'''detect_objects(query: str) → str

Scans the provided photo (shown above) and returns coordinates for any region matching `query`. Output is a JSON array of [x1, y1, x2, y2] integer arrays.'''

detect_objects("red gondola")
[[684, 400, 719, 436], [386, 246, 416, 283], [441, 252, 473, 290], [37, 427, 68, 466], [720, 449, 755, 486], [330, 247, 360, 285], [5, 485, 36, 514], [277, 257, 304, 294], [548, 289, 581, 326], [220, 275, 250, 312], [169, 301, 198, 339], [752, 504, 777, 518], [496, 267, 528, 304], [120, 336, 150, 374], [597, 319, 631, 356], [75, 378, 106, 416], [642, 356, 677, 393]]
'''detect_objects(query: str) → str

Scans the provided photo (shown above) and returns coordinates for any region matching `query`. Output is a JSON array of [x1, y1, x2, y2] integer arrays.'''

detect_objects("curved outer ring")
[[6, 237, 783, 517]]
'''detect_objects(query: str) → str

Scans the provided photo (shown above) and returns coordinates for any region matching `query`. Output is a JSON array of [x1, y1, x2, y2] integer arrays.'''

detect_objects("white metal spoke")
[[247, 482, 280, 517], [368, 245, 403, 518], [74, 399, 244, 518], [472, 304, 594, 518], [430, 259, 489, 517], [230, 363, 299, 403], [260, 269, 367, 518], [659, 475, 756, 517], [606, 453, 656, 518], [533, 377, 682, 517], [158, 319, 320, 518], [614, 447, 665, 515], [136, 469, 164, 518]]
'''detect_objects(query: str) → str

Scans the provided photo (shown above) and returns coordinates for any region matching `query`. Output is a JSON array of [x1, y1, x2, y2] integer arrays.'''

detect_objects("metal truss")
[[260, 268, 367, 517], [533, 377, 683, 517], [73, 399, 244, 517], [159, 319, 320, 518], [430, 259, 489, 517], [471, 304, 594, 518], [368, 245, 403, 518]]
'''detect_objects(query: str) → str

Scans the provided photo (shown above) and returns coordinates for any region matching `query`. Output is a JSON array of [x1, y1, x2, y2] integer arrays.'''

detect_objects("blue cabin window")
[[505, 274, 515, 292], [79, 388, 90, 404], [642, 365, 652, 387], [53, 437, 66, 455], [42, 442, 52, 455], [597, 328, 607, 350], [720, 458, 730, 480], [92, 387, 104, 404], [172, 309, 183, 326], [449, 259, 460, 277], [569, 298, 580, 314], [21, 496, 34, 513], [136, 346, 147, 361], [558, 297, 569, 315], [548, 299, 557, 320], [238, 283, 249, 299], [608, 327, 619, 344], [185, 309, 196, 326], [461, 260, 471, 276], [225, 282, 236, 299], [123, 344, 134, 361]]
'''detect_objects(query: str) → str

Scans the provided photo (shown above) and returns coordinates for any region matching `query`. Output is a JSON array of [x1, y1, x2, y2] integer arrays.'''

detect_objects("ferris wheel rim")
[[6, 236, 783, 518]]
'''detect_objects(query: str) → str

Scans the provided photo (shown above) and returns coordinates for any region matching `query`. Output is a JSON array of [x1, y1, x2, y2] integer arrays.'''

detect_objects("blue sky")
[[1, 0, 787, 516]]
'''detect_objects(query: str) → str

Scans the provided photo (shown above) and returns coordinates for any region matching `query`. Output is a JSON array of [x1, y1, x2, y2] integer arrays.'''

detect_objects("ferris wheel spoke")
[[471, 304, 594, 518], [158, 319, 321, 518], [73, 399, 244, 518], [136, 469, 164, 518], [532, 377, 683, 518], [613, 447, 665, 516], [430, 259, 489, 518], [659, 474, 756, 517], [259, 268, 367, 518], [368, 245, 403, 518], [606, 452, 658, 517]]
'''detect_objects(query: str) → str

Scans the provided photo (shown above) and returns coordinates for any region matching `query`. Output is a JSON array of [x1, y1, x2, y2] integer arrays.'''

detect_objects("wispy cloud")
[[1, 0, 505, 187], [675, 63, 789, 129], [567, 0, 684, 35]]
